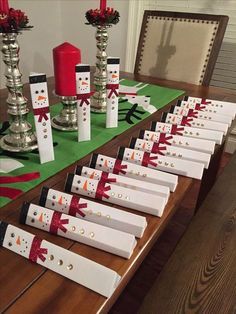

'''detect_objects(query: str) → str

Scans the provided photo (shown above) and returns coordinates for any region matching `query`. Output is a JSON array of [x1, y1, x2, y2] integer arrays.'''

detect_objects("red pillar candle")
[[100, 0, 107, 11], [53, 42, 81, 97], [0, 0, 9, 13]]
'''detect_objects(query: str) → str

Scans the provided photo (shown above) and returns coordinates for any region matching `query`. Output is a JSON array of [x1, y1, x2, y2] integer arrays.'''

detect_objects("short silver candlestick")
[[91, 25, 109, 113], [0, 32, 37, 152], [51, 95, 77, 131]]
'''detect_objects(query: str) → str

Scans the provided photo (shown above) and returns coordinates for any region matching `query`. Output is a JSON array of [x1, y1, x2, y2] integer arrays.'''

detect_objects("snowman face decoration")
[[76, 65, 90, 94], [144, 131, 159, 142], [97, 156, 115, 172], [166, 114, 182, 124], [124, 149, 143, 164], [28, 206, 52, 232], [47, 190, 71, 213], [29, 75, 48, 109], [4, 225, 31, 258], [136, 140, 152, 152], [82, 168, 101, 180], [107, 65, 119, 84], [73, 176, 97, 198], [156, 123, 172, 133], [107, 58, 120, 84], [77, 72, 90, 94]]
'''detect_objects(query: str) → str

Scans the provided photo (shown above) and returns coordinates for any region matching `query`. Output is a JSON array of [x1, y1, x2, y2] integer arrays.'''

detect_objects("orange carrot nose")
[[16, 236, 21, 246], [39, 213, 43, 222], [82, 81, 88, 86], [112, 74, 118, 79], [142, 142, 146, 149], [104, 160, 108, 168], [131, 152, 135, 160], [58, 196, 63, 205], [89, 171, 95, 179], [83, 180, 88, 191], [38, 95, 46, 101], [150, 134, 154, 141]]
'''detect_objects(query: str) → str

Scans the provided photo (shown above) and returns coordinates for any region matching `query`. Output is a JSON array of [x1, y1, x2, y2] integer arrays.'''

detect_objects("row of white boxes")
[[2, 96, 235, 297]]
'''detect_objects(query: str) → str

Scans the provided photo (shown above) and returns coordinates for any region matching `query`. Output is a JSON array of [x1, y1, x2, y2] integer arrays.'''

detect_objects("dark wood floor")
[[110, 152, 232, 314]]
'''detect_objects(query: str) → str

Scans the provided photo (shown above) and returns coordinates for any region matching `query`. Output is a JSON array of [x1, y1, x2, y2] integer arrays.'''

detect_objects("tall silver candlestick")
[[91, 25, 109, 113], [0, 33, 37, 152]]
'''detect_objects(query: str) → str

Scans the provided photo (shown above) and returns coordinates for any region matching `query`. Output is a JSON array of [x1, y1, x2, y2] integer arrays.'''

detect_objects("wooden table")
[[0, 73, 236, 313]]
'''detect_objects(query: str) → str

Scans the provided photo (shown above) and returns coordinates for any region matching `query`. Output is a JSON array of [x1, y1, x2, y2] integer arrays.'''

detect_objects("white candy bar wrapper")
[[0, 222, 120, 297], [76, 64, 91, 142], [130, 137, 211, 169], [173, 100, 233, 126], [20, 203, 136, 259], [65, 173, 167, 217], [118, 147, 204, 180], [151, 121, 224, 145], [76, 165, 170, 201], [162, 112, 228, 135], [171, 104, 232, 125], [29, 73, 54, 164], [184, 96, 236, 118], [139, 129, 215, 154], [39, 187, 147, 238], [106, 57, 120, 128], [90, 153, 178, 192]]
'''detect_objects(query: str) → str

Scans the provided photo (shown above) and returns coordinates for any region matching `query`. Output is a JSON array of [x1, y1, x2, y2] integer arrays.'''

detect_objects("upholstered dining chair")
[[134, 11, 229, 86]]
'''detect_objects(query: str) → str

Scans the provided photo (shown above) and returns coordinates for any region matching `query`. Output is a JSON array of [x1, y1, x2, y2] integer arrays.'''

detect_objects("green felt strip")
[[0, 79, 184, 208]]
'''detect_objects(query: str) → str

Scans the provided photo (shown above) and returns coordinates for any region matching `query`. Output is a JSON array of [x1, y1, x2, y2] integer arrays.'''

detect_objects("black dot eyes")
[[114, 71, 117, 74], [85, 77, 88, 80], [110, 71, 112, 74], [11, 233, 15, 238], [35, 91, 39, 94], [79, 78, 82, 80], [41, 89, 44, 93], [33, 212, 37, 216]]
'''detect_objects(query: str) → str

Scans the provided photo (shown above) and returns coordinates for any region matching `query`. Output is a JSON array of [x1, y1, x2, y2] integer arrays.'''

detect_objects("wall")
[[0, 0, 128, 89]]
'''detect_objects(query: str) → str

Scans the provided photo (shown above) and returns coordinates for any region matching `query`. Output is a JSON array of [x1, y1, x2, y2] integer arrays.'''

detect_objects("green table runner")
[[0, 79, 184, 208]]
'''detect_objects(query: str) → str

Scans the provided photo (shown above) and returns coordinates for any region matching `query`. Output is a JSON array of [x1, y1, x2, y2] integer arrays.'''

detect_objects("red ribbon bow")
[[113, 159, 127, 175], [49, 212, 69, 234], [69, 195, 87, 217], [158, 133, 173, 145], [33, 107, 49, 122], [152, 143, 166, 155], [95, 181, 111, 200], [200, 99, 211, 105], [106, 84, 119, 98], [181, 116, 193, 127], [77, 93, 91, 106], [171, 125, 185, 136], [187, 109, 199, 118], [29, 236, 48, 263], [101, 172, 117, 184], [195, 103, 206, 111], [142, 152, 158, 168]]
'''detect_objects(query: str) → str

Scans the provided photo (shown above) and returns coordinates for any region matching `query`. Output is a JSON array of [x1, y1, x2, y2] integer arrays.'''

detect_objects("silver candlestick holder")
[[91, 25, 109, 113], [0, 32, 37, 152], [51, 95, 77, 131]]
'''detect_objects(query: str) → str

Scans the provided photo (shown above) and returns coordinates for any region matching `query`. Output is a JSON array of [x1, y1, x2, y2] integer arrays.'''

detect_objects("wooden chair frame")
[[134, 11, 229, 86]]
